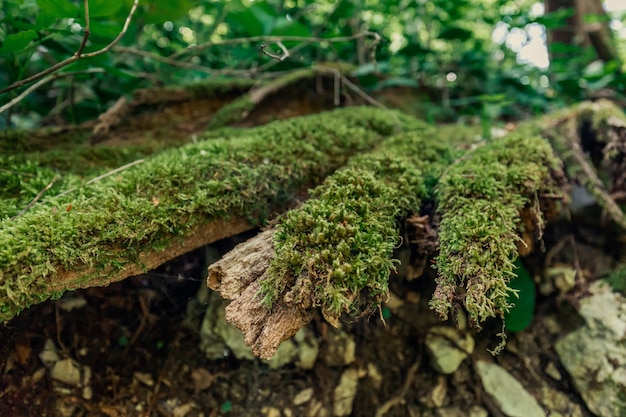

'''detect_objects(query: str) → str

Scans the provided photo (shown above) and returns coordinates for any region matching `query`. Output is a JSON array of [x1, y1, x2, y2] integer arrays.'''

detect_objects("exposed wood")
[[208, 229, 314, 359], [50, 216, 256, 293]]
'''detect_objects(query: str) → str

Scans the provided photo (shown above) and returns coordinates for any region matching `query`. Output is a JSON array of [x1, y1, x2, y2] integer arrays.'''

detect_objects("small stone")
[[261, 406, 281, 417], [81, 386, 93, 400], [39, 339, 59, 367], [425, 326, 474, 374], [56, 296, 87, 312], [50, 359, 81, 386], [173, 403, 195, 417], [333, 368, 359, 416], [476, 360, 545, 417], [544, 362, 561, 381], [367, 363, 382, 390], [133, 372, 154, 387], [294, 387, 314, 406]]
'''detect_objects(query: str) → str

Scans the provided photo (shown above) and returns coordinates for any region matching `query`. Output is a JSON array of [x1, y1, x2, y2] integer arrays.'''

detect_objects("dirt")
[[0, 223, 600, 417]]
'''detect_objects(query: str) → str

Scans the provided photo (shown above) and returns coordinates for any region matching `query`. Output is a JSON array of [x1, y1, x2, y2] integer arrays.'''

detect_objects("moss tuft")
[[431, 132, 562, 327], [260, 127, 453, 324]]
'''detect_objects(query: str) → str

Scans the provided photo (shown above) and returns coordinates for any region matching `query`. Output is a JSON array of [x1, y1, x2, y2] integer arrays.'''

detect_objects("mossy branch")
[[0, 107, 416, 323], [431, 132, 565, 327]]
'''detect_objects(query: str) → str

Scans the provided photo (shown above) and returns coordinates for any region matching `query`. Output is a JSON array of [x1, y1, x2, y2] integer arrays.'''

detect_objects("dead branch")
[[169, 31, 381, 60], [208, 229, 315, 360], [0, 69, 105, 115]]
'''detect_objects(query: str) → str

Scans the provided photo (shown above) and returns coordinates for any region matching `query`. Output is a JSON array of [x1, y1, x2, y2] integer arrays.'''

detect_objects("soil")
[[0, 222, 602, 417]]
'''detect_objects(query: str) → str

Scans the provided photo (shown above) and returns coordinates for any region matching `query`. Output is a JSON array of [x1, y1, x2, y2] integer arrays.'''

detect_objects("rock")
[[39, 339, 60, 367], [367, 363, 382, 390], [261, 406, 281, 417], [333, 368, 359, 416], [476, 360, 545, 417], [435, 406, 488, 417], [555, 280, 626, 417], [539, 385, 583, 417], [323, 327, 355, 367], [425, 326, 474, 374], [50, 359, 81, 386], [294, 388, 314, 406], [133, 372, 155, 387]]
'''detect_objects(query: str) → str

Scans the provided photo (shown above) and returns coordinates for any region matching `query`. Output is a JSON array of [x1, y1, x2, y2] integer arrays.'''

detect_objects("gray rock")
[[333, 368, 359, 416], [425, 326, 474, 374], [476, 360, 545, 417], [555, 281, 626, 417], [50, 359, 81, 386]]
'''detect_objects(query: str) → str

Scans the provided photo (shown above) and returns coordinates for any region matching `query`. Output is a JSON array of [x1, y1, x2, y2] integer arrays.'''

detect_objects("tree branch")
[[0, 0, 139, 96], [0, 68, 105, 115]]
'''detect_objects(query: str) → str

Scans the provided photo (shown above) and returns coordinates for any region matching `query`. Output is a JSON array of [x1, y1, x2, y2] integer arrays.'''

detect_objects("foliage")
[[504, 259, 536, 332], [1, 0, 625, 128]]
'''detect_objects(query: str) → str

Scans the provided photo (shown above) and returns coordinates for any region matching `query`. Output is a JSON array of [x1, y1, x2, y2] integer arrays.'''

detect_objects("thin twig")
[[260, 42, 290, 61], [56, 159, 144, 199], [0, 68, 105, 115], [339, 73, 387, 109], [12, 176, 59, 219], [0, 0, 139, 96], [169, 31, 381, 59]]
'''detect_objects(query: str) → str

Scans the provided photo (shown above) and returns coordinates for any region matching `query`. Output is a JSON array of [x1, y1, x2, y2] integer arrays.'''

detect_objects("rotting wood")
[[208, 229, 313, 359], [51, 216, 255, 292]]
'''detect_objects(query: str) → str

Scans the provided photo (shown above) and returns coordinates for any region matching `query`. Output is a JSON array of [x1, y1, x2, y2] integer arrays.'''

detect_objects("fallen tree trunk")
[[0, 106, 419, 323], [209, 100, 626, 359]]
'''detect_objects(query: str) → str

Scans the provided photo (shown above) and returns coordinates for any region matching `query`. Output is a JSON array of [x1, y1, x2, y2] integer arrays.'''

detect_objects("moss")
[[431, 132, 562, 327], [0, 106, 418, 323], [0, 143, 171, 218], [260, 127, 453, 324]]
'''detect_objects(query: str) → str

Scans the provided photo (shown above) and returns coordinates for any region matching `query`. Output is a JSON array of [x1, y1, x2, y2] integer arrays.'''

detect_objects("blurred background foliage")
[[0, 0, 625, 129]]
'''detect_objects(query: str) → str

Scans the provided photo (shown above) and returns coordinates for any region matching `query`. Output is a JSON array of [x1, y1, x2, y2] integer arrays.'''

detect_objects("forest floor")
[[0, 232, 595, 417]]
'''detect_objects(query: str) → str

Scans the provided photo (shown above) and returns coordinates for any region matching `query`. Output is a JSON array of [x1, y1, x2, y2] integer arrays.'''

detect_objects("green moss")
[[0, 106, 418, 323], [431, 132, 562, 327], [260, 127, 453, 324]]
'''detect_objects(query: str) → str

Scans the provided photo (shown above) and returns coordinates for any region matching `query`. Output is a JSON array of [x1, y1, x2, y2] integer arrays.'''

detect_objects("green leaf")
[[142, 0, 197, 24], [534, 8, 575, 29], [0, 30, 38, 53], [226, 0, 276, 36], [36, 0, 79, 28], [89, 0, 123, 18], [504, 259, 536, 332]]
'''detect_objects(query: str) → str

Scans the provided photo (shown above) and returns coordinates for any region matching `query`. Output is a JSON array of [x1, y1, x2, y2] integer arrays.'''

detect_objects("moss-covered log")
[[0, 107, 419, 323], [430, 132, 565, 328], [209, 126, 454, 358]]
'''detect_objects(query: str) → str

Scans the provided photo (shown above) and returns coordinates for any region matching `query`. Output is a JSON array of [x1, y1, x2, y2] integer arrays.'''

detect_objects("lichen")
[[260, 127, 453, 325], [0, 106, 418, 323], [431, 132, 563, 327]]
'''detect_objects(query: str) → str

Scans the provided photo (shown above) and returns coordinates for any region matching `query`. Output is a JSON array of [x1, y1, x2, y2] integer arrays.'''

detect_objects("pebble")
[[333, 368, 359, 416], [293, 387, 314, 406], [476, 360, 545, 417], [425, 326, 474, 374]]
